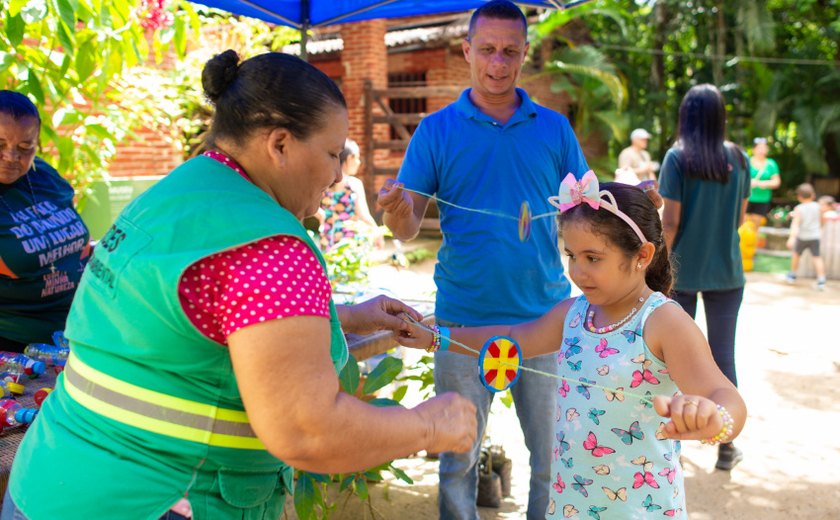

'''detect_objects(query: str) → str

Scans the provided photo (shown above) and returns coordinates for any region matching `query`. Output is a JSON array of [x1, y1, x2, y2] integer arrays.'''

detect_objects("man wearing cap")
[[618, 128, 658, 181]]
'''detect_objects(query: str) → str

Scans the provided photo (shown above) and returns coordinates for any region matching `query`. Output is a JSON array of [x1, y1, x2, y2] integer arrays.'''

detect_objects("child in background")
[[402, 173, 747, 518], [319, 138, 383, 250], [786, 183, 827, 290], [819, 195, 838, 222]]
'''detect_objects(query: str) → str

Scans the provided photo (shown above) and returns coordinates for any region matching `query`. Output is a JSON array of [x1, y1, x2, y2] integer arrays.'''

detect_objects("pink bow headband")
[[548, 171, 649, 245]]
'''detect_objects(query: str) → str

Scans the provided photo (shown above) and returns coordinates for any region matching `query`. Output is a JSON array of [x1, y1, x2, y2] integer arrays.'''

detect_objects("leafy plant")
[[767, 205, 792, 228], [291, 353, 414, 520], [577, 0, 840, 187], [394, 353, 435, 400], [403, 247, 435, 265], [322, 223, 389, 289], [0, 0, 300, 199], [0, 0, 197, 194]]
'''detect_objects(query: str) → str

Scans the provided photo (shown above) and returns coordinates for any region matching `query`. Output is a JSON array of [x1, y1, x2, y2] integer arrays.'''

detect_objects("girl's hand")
[[395, 315, 435, 350], [653, 395, 723, 441]]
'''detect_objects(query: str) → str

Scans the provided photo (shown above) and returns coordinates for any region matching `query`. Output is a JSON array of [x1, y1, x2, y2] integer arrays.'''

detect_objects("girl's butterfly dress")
[[549, 293, 685, 519], [621, 322, 643, 343], [594, 338, 619, 358], [632, 470, 660, 489], [571, 474, 594, 497], [602, 486, 627, 502], [588, 408, 606, 425], [611, 420, 645, 445], [642, 494, 662, 512], [630, 368, 660, 388], [553, 473, 566, 493], [583, 432, 615, 457]]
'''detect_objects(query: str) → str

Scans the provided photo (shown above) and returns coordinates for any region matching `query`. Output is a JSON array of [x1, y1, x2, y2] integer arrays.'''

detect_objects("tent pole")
[[300, 0, 310, 61]]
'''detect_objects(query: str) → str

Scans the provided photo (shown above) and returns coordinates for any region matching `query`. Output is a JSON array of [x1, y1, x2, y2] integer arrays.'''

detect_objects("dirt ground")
[[284, 254, 840, 519]]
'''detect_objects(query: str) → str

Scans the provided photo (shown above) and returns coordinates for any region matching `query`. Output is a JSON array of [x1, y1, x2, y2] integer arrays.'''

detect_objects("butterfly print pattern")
[[547, 293, 686, 519]]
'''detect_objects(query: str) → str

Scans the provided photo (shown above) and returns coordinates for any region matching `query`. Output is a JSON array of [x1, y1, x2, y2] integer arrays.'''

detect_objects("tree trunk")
[[652, 1, 668, 157], [713, 0, 725, 86]]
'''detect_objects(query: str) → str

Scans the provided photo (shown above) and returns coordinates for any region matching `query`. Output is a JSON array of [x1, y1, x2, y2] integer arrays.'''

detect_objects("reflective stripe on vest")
[[63, 353, 266, 450]]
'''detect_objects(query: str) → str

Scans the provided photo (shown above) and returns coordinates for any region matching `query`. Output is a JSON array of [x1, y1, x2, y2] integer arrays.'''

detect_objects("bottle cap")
[[15, 408, 37, 424], [30, 361, 46, 376], [34, 387, 53, 407], [6, 382, 24, 395]]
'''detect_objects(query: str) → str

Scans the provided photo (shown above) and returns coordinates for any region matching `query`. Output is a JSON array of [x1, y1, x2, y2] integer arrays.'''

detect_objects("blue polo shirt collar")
[[455, 88, 537, 126]]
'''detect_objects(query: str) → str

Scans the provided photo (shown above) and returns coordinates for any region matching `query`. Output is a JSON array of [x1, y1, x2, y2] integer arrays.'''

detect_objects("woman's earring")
[[637, 262, 642, 270]]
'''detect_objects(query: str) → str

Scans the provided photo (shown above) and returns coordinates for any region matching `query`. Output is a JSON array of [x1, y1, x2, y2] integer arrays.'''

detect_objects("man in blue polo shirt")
[[379, 2, 588, 518]]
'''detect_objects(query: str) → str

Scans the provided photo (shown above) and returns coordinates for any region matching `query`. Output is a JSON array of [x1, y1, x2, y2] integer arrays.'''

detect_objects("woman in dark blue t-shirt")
[[0, 90, 91, 352]]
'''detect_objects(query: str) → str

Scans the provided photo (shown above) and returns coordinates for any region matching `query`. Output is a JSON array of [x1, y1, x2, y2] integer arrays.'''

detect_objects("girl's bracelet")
[[426, 325, 441, 353], [425, 325, 450, 353], [701, 404, 735, 445]]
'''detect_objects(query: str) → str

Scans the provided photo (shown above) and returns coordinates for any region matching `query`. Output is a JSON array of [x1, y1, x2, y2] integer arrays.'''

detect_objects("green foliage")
[[294, 353, 413, 519], [362, 356, 403, 394], [395, 353, 435, 400], [322, 224, 388, 289], [572, 0, 840, 187], [753, 252, 791, 274], [0, 0, 299, 197], [323, 237, 373, 289], [403, 247, 435, 264], [767, 205, 793, 228], [530, 5, 629, 159], [0, 0, 188, 192], [111, 8, 300, 162], [338, 352, 361, 394]]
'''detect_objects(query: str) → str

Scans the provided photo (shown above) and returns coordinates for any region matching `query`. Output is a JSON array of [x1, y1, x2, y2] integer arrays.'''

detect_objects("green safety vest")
[[9, 156, 348, 520]]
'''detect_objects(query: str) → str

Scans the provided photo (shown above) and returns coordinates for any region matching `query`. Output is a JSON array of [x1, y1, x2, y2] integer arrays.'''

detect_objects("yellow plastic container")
[[739, 221, 758, 272]]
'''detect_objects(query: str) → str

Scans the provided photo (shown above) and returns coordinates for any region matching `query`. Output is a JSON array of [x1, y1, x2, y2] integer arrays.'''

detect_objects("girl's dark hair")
[[675, 84, 744, 183], [559, 182, 674, 294], [0, 90, 41, 125], [202, 50, 346, 146]]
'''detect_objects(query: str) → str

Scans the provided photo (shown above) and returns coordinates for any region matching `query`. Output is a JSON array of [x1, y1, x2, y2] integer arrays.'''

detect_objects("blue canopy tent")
[[189, 0, 593, 60]]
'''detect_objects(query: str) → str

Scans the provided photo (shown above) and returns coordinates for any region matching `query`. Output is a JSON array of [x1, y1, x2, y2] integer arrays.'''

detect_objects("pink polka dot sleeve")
[[178, 235, 332, 344]]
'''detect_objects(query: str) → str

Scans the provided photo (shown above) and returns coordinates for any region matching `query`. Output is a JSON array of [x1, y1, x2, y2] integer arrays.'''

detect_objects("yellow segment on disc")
[[482, 338, 520, 390]]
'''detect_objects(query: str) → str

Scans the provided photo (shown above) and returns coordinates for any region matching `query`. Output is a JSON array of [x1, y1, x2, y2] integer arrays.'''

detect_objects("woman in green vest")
[[3, 50, 476, 520], [746, 137, 781, 227]]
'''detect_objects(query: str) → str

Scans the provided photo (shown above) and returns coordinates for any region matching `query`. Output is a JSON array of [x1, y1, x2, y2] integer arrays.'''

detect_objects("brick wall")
[[339, 20, 389, 159], [108, 127, 183, 177], [106, 29, 183, 178]]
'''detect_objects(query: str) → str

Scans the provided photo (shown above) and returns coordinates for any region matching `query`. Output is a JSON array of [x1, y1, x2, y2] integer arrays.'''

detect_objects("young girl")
[[402, 173, 747, 518]]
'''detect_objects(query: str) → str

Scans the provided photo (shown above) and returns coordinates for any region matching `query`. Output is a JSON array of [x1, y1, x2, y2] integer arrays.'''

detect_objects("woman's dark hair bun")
[[202, 49, 241, 104]]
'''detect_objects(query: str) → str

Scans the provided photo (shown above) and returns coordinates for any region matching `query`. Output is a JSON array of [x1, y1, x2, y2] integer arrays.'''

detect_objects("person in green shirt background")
[[746, 137, 781, 227]]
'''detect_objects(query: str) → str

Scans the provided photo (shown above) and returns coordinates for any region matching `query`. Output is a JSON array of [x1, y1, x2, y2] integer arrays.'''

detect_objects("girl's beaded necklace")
[[585, 294, 647, 334]]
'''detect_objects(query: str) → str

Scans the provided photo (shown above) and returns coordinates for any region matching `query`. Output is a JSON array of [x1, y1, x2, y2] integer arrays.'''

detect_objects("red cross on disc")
[[478, 335, 523, 393]]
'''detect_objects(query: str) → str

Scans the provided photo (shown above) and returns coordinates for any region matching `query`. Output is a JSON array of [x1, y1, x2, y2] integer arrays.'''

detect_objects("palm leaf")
[[543, 60, 627, 111]]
